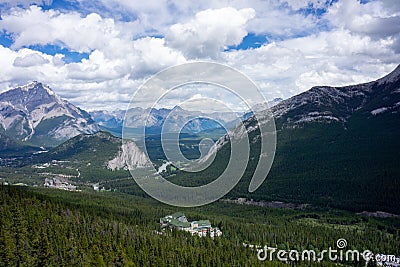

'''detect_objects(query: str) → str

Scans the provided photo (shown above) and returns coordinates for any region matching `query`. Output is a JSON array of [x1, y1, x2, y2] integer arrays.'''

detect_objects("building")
[[160, 212, 188, 227], [160, 212, 222, 238], [169, 219, 191, 231]]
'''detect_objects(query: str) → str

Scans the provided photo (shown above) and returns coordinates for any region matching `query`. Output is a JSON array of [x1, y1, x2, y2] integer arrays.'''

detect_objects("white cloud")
[[131, 37, 186, 78], [326, 0, 400, 38], [247, 11, 317, 38], [325, 0, 400, 53], [0, 6, 187, 110], [0, 6, 138, 54], [13, 53, 49, 67], [223, 26, 400, 100], [166, 7, 255, 58], [75, 0, 323, 41], [0, 1, 400, 112], [66, 50, 126, 82], [0, 45, 67, 90]]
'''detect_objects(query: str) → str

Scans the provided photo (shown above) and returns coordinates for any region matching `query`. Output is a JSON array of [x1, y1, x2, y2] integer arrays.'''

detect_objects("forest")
[[1, 184, 399, 266]]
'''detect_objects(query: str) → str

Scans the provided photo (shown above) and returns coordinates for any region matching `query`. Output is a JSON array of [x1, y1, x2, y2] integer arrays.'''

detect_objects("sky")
[[0, 0, 399, 111]]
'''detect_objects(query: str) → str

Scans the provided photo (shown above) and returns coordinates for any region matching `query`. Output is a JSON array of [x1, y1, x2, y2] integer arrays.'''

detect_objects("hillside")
[[0, 131, 38, 157], [1, 185, 399, 266], [36, 131, 121, 165], [169, 65, 400, 213]]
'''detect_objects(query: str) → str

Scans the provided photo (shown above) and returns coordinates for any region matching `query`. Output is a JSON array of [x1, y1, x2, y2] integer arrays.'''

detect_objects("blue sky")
[[0, 0, 399, 111]]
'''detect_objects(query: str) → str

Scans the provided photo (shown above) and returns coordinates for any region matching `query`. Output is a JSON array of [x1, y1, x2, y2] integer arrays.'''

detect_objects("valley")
[[1, 67, 400, 213], [0, 66, 399, 266], [1, 1, 400, 266]]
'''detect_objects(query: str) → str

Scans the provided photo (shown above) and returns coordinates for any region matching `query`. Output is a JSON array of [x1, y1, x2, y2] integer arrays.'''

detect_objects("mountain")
[[272, 66, 400, 127], [0, 81, 99, 147], [90, 106, 246, 138], [20, 131, 151, 195], [89, 109, 125, 133], [36, 131, 121, 164], [171, 65, 400, 213]]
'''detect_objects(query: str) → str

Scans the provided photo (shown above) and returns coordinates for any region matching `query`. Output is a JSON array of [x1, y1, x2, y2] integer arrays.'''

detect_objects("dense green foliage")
[[1, 185, 399, 266]]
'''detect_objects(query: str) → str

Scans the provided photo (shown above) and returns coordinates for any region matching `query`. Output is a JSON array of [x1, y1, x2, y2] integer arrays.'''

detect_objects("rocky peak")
[[0, 81, 99, 146]]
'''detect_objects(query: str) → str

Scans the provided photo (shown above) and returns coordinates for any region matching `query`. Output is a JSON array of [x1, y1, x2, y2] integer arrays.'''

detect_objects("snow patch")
[[294, 116, 340, 124], [371, 107, 388, 115]]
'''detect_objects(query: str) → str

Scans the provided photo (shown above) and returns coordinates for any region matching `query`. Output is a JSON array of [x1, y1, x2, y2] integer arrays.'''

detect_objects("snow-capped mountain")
[[0, 81, 99, 147]]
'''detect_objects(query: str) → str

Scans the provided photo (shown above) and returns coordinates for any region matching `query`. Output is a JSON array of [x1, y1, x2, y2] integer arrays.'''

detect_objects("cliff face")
[[107, 141, 152, 171]]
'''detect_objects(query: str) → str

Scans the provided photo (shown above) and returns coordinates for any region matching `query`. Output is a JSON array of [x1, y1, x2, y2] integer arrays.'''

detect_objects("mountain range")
[[0, 81, 281, 154], [1, 65, 399, 214], [90, 98, 283, 138], [90, 106, 251, 138]]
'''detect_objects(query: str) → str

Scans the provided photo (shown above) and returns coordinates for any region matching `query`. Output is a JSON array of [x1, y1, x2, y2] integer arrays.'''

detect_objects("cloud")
[[13, 53, 49, 67], [0, 1, 400, 112], [247, 11, 318, 38], [74, 0, 325, 42], [326, 0, 400, 52], [131, 37, 186, 78], [222, 25, 400, 100], [326, 0, 400, 37], [216, 0, 400, 102], [0, 6, 187, 109], [64, 37, 186, 83], [0, 45, 68, 91], [0, 6, 134, 54], [166, 7, 255, 59]]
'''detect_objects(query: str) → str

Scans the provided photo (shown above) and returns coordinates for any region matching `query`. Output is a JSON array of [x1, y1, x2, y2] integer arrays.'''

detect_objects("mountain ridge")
[[270, 64, 400, 127], [91, 106, 245, 138]]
